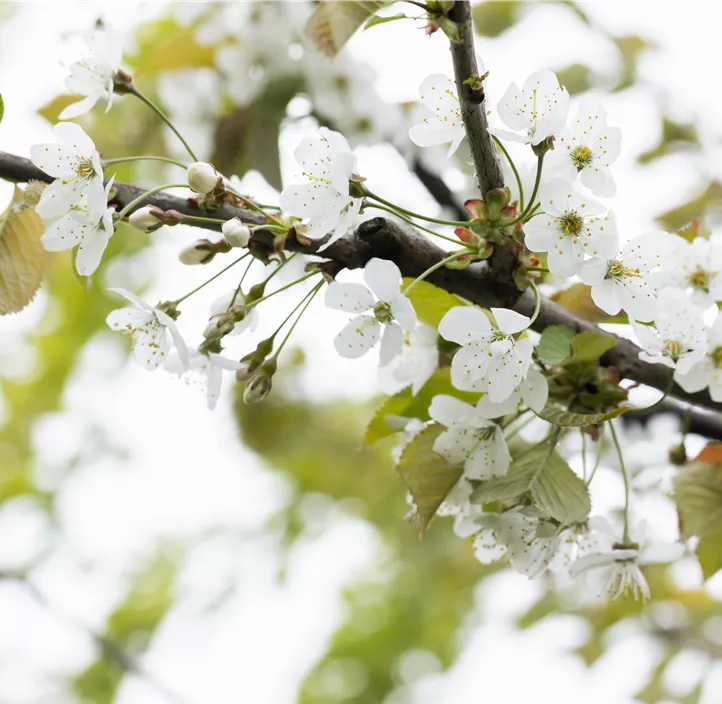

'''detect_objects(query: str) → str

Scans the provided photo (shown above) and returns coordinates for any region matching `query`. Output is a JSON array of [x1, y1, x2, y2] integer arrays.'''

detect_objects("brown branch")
[[447, 1, 505, 195], [1, 150, 721, 418]]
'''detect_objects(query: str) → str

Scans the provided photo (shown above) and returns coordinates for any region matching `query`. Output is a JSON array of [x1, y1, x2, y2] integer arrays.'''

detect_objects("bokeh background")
[[1, 2, 722, 703]]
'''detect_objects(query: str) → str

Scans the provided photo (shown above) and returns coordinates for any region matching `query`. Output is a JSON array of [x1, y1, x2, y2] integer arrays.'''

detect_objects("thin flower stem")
[[128, 85, 199, 162], [584, 431, 605, 488], [225, 185, 285, 226], [365, 190, 470, 228], [247, 271, 319, 310], [272, 281, 324, 360], [181, 215, 229, 226], [229, 258, 255, 309], [492, 135, 524, 211], [364, 203, 462, 246], [609, 421, 631, 542], [581, 429, 588, 483], [103, 155, 188, 169], [402, 250, 473, 296], [263, 252, 298, 287], [529, 282, 541, 325], [628, 374, 675, 414], [499, 154, 544, 227], [116, 183, 189, 219], [504, 409, 533, 441], [173, 253, 250, 306]]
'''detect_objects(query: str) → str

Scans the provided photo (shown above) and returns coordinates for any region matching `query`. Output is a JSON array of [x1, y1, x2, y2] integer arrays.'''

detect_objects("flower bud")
[[129, 206, 162, 233], [178, 238, 232, 265], [243, 368, 274, 405], [187, 162, 220, 195], [222, 218, 251, 248]]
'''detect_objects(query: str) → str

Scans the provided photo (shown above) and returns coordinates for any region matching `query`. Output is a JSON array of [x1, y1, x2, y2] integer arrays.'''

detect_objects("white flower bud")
[[129, 206, 161, 233], [222, 218, 251, 248], [187, 162, 219, 195], [179, 241, 214, 265]]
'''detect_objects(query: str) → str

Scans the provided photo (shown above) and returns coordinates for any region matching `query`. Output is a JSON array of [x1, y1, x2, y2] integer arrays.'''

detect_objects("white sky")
[[1, 2, 722, 703]]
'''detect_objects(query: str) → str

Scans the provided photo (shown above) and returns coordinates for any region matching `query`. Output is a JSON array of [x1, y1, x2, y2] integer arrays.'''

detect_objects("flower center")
[[75, 156, 97, 179], [373, 302, 394, 324], [663, 339, 683, 360], [606, 260, 641, 281], [558, 211, 584, 236], [570, 145, 593, 170], [688, 268, 709, 291], [712, 346, 722, 369]]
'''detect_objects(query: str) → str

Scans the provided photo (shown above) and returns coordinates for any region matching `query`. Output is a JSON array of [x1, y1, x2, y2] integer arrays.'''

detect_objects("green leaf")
[[613, 35, 652, 91], [364, 367, 479, 445], [396, 424, 463, 539], [364, 12, 406, 29], [638, 117, 700, 165], [0, 92, 4, 124], [697, 526, 722, 581], [471, 443, 590, 523], [555, 64, 594, 95], [536, 325, 575, 365], [551, 283, 628, 324], [570, 331, 616, 362], [537, 405, 628, 427], [472, 1, 524, 37], [402, 277, 460, 329], [657, 182, 722, 233], [306, 0, 391, 56]]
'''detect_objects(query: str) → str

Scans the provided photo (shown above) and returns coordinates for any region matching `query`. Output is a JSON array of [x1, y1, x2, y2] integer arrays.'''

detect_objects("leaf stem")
[[584, 432, 605, 488], [116, 183, 189, 219], [271, 281, 324, 360], [402, 250, 472, 295], [529, 281, 541, 325], [103, 155, 188, 169], [229, 257, 255, 309], [492, 135, 524, 210]]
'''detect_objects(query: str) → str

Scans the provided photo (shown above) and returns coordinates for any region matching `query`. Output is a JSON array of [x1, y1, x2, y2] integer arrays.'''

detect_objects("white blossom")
[[106, 288, 188, 371], [325, 258, 416, 365], [438, 306, 534, 402], [222, 218, 250, 248], [59, 30, 121, 120], [634, 289, 707, 373], [675, 313, 722, 401], [165, 349, 241, 410], [475, 366, 549, 416], [490, 70, 569, 146], [31, 122, 107, 221], [386, 323, 438, 395], [524, 179, 618, 277], [578, 231, 677, 322], [429, 395, 510, 480], [41, 179, 115, 276], [545, 101, 622, 197], [279, 127, 362, 249], [187, 161, 220, 195], [408, 74, 466, 155], [652, 236, 722, 308]]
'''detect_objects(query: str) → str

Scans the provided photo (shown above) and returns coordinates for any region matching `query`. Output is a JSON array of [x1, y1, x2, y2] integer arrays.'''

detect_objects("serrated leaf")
[[401, 277, 460, 329], [0, 188, 47, 315], [537, 405, 628, 427], [306, 0, 391, 57], [536, 325, 575, 365], [570, 331, 616, 362], [471, 443, 590, 523], [551, 283, 628, 324], [396, 424, 463, 539], [364, 12, 406, 29], [364, 367, 479, 445]]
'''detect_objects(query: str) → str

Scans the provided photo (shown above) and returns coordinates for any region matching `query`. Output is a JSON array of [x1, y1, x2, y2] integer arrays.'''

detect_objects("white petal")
[[521, 367, 548, 413], [334, 315, 381, 358], [590, 278, 622, 315], [389, 294, 417, 332], [59, 94, 101, 120], [364, 258, 402, 301], [491, 308, 530, 335], [379, 322, 404, 366], [107, 288, 155, 313], [428, 394, 475, 427], [106, 307, 151, 331], [75, 228, 110, 276], [438, 306, 492, 345], [640, 542, 685, 565], [325, 281, 374, 313]]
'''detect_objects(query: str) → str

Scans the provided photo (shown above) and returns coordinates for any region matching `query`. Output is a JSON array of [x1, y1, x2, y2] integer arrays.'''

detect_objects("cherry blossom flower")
[[41, 179, 115, 276], [165, 349, 241, 410], [634, 289, 707, 373], [31, 122, 107, 221], [675, 313, 722, 401], [489, 70, 569, 146], [59, 30, 122, 120], [524, 179, 618, 277], [106, 288, 188, 371], [387, 323, 439, 395], [569, 518, 684, 601], [438, 306, 534, 402], [325, 258, 416, 365], [578, 231, 677, 322], [408, 74, 466, 155], [429, 394, 511, 479], [475, 366, 549, 417], [545, 101, 622, 197], [279, 127, 362, 249], [652, 236, 722, 308]]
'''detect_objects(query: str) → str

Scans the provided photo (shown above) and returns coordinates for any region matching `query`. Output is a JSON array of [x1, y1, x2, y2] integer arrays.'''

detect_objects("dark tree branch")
[[624, 397, 722, 443], [1, 150, 721, 416], [447, 1, 505, 194]]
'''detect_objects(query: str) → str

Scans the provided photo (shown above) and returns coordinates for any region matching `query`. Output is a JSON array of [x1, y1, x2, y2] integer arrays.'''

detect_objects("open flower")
[[387, 323, 439, 395], [634, 288, 707, 373], [438, 306, 534, 402], [408, 74, 466, 156], [524, 179, 618, 277], [279, 127, 362, 249], [675, 312, 722, 401], [165, 349, 241, 410], [59, 29, 122, 120], [652, 236, 722, 308], [489, 70, 569, 146], [30, 122, 107, 221], [475, 366, 549, 417], [106, 288, 188, 371], [578, 231, 677, 322], [545, 100, 622, 197], [429, 394, 510, 479], [41, 179, 115, 276], [325, 258, 416, 365]]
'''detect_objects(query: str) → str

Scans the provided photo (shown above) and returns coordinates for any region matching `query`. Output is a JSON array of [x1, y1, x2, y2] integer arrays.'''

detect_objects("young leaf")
[[536, 325, 575, 365], [364, 13, 406, 30], [396, 424, 463, 539], [306, 0, 391, 57], [401, 277, 460, 329], [537, 405, 628, 427], [570, 331, 616, 363]]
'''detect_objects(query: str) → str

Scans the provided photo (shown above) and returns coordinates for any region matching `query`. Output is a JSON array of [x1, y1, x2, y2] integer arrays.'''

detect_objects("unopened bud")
[[178, 238, 232, 265], [243, 365, 275, 405], [129, 206, 163, 233], [222, 218, 251, 248], [187, 162, 221, 195], [669, 443, 687, 466]]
